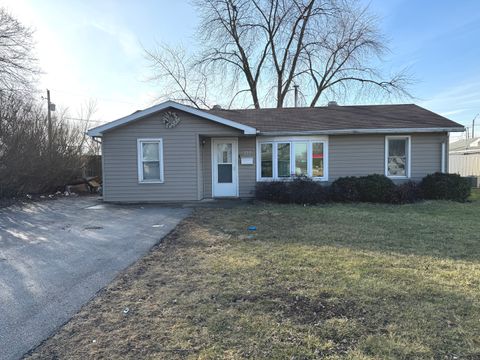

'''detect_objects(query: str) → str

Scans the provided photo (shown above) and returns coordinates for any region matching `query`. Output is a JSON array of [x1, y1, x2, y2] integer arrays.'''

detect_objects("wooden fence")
[[82, 155, 102, 178]]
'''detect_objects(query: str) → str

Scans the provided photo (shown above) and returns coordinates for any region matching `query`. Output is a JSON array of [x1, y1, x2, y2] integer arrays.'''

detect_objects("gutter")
[[258, 127, 465, 136]]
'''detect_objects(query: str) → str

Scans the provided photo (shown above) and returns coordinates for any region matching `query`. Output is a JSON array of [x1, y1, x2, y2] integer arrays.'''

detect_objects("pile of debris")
[[65, 176, 102, 195], [0, 177, 103, 209]]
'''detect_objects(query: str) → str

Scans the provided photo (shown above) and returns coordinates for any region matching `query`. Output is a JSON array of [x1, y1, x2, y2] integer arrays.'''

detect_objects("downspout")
[[441, 142, 446, 173], [201, 137, 206, 199]]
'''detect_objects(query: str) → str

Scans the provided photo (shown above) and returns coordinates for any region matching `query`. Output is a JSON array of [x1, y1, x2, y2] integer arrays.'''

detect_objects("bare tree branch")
[[144, 43, 210, 109], [0, 8, 39, 93], [145, 0, 413, 109]]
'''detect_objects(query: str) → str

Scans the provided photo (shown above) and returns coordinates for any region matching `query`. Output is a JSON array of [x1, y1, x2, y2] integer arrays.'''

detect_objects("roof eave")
[[258, 127, 465, 136], [87, 100, 257, 137]]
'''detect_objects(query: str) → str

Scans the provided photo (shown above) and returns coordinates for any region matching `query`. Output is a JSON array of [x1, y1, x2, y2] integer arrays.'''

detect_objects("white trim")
[[100, 139, 106, 199], [211, 138, 239, 197], [260, 127, 464, 136], [384, 135, 411, 179], [137, 138, 164, 183], [87, 100, 257, 136], [257, 142, 274, 179], [256, 135, 329, 182], [441, 142, 446, 173]]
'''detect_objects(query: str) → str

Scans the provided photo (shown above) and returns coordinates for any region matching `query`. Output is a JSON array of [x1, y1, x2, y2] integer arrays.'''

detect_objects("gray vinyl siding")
[[411, 133, 447, 179], [102, 109, 242, 202], [238, 137, 256, 197], [329, 135, 384, 179], [329, 133, 448, 182], [201, 137, 212, 198]]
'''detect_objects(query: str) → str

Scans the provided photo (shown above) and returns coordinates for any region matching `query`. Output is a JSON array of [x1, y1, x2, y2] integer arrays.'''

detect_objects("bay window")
[[277, 143, 290, 177], [385, 136, 410, 178], [294, 143, 308, 176], [257, 137, 328, 181], [137, 138, 164, 183], [312, 142, 324, 177], [260, 143, 273, 178]]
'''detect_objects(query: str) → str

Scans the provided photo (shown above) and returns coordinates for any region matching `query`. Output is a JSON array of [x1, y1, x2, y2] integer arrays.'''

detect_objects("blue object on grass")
[[248, 226, 257, 231]]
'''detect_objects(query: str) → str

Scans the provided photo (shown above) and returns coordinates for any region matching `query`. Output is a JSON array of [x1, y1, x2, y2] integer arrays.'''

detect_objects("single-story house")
[[87, 101, 464, 202]]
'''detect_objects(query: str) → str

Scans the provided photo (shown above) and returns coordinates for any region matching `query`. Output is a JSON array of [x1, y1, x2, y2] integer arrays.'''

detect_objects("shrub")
[[256, 172, 470, 206], [287, 176, 329, 204], [390, 181, 422, 204], [255, 181, 289, 203], [0, 92, 96, 198], [330, 176, 361, 202], [255, 176, 329, 205], [420, 172, 471, 202], [357, 174, 396, 203]]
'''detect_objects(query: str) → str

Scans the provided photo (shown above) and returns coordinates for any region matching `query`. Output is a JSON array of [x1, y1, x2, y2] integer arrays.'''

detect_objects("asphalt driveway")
[[0, 197, 190, 360]]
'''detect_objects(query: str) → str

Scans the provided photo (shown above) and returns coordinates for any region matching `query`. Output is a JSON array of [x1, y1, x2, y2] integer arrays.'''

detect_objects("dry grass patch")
[[27, 198, 480, 359]]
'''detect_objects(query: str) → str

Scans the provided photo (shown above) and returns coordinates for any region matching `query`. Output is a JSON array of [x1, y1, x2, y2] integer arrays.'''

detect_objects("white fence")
[[449, 153, 480, 176]]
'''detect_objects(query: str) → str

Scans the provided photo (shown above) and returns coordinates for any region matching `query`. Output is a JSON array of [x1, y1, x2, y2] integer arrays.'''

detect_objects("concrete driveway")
[[0, 197, 190, 360]]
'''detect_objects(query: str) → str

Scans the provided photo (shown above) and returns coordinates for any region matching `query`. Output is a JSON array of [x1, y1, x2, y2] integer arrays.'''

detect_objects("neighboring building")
[[449, 137, 480, 177], [87, 101, 464, 202]]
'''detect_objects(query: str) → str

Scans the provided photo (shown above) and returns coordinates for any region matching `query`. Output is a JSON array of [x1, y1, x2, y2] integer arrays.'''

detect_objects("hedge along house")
[[87, 100, 464, 202]]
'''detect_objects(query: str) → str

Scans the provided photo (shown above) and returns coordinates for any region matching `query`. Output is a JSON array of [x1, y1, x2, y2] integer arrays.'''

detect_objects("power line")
[[49, 88, 138, 105], [64, 117, 103, 123]]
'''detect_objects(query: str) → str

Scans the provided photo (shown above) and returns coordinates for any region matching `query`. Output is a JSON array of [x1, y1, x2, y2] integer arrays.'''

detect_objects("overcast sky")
[[3, 0, 480, 140]]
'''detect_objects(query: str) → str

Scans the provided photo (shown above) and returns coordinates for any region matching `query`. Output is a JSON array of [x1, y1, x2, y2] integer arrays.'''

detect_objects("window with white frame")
[[257, 138, 328, 180], [260, 143, 273, 178], [385, 136, 410, 178], [137, 138, 164, 183], [277, 143, 290, 177]]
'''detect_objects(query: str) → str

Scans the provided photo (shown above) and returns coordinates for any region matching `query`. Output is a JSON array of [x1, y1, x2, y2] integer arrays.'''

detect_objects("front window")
[[138, 139, 164, 182], [277, 143, 290, 177], [257, 138, 328, 180], [312, 142, 324, 177], [386, 136, 410, 178], [261, 143, 273, 178], [294, 143, 308, 176]]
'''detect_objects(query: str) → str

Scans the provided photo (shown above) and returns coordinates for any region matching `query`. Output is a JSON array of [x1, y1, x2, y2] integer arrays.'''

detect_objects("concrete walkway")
[[0, 197, 190, 360]]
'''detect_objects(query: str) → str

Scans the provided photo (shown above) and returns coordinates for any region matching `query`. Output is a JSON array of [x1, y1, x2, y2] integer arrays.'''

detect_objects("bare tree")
[[302, 2, 411, 106], [0, 8, 38, 93], [249, 0, 330, 107], [195, 0, 272, 109], [145, 44, 210, 108], [147, 0, 411, 109], [74, 99, 100, 155]]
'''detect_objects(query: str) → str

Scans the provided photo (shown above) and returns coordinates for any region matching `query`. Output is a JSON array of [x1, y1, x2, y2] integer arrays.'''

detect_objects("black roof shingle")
[[206, 104, 463, 134]]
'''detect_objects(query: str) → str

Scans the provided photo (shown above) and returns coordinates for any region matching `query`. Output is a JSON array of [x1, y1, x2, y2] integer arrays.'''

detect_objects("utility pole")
[[46, 89, 56, 152], [472, 113, 479, 139], [47, 89, 52, 151]]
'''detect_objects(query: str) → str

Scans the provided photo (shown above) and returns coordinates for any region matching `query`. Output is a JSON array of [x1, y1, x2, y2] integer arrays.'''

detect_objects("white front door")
[[212, 138, 238, 197]]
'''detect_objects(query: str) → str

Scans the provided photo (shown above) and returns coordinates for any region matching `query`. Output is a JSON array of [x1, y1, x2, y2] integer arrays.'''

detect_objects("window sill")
[[257, 177, 328, 182], [138, 180, 164, 184], [386, 176, 410, 180]]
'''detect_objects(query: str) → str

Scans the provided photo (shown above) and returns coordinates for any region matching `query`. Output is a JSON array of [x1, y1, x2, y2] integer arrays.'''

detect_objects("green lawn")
[[28, 196, 480, 359]]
